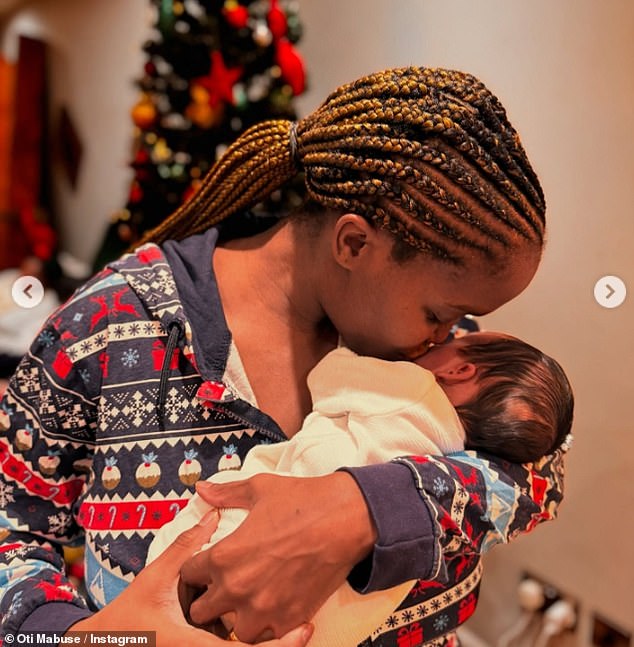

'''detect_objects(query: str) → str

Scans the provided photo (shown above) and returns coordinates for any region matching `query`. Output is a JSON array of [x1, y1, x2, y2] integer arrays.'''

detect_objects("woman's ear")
[[331, 214, 376, 269], [435, 361, 477, 385]]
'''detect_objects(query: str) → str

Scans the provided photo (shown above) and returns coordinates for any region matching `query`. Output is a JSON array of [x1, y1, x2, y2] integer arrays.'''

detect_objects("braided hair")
[[137, 67, 545, 266]]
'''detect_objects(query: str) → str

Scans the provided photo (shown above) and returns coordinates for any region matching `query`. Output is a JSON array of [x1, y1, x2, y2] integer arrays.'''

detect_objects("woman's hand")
[[179, 472, 377, 643], [69, 509, 313, 647]]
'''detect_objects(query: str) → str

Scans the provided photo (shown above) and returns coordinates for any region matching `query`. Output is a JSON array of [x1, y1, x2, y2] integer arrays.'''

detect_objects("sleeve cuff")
[[340, 461, 440, 593], [19, 603, 94, 634]]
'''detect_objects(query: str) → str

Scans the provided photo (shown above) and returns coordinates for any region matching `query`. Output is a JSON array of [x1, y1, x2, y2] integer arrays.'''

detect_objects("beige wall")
[[2, 0, 633, 642]]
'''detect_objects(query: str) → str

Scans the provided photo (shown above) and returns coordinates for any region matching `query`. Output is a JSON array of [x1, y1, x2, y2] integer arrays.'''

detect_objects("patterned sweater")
[[0, 229, 567, 646]]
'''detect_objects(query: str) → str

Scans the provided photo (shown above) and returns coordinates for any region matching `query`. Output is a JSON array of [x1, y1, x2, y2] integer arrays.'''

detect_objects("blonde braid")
[[135, 119, 298, 247], [137, 66, 545, 266]]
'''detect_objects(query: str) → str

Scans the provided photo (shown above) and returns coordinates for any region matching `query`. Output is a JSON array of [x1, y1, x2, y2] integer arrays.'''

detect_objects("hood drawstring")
[[157, 321, 183, 431]]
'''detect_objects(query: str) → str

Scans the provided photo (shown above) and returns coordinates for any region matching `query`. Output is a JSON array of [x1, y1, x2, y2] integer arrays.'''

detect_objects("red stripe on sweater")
[[0, 441, 84, 505], [78, 499, 189, 530]]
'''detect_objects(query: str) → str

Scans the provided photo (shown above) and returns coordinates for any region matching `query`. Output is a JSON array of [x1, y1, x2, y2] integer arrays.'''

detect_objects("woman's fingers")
[[149, 508, 219, 579]]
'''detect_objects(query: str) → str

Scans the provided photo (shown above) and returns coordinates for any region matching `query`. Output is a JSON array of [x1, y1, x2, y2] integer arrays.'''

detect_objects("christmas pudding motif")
[[39, 450, 61, 476], [15, 424, 34, 451], [178, 449, 201, 486], [101, 456, 121, 490], [218, 444, 241, 471], [135, 452, 161, 488]]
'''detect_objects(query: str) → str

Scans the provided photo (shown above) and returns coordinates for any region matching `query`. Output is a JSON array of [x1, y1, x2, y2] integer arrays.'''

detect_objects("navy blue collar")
[[162, 228, 231, 383]]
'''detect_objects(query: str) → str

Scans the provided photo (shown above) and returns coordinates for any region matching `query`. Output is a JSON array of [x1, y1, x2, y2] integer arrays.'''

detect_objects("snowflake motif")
[[80, 340, 93, 355], [452, 501, 465, 515], [7, 590, 23, 617], [143, 322, 155, 335], [60, 404, 84, 430], [93, 333, 107, 348], [38, 330, 56, 348], [433, 614, 450, 633], [152, 270, 176, 296], [128, 323, 140, 336], [417, 604, 428, 617], [48, 511, 72, 535], [432, 476, 449, 497], [401, 609, 414, 623], [121, 348, 140, 367], [457, 485, 467, 497], [66, 347, 78, 361], [431, 599, 441, 611], [0, 481, 15, 507], [443, 592, 453, 604], [79, 369, 91, 384], [20, 368, 39, 393], [455, 585, 463, 597], [385, 615, 398, 628], [258, 439, 273, 445], [113, 325, 126, 339]]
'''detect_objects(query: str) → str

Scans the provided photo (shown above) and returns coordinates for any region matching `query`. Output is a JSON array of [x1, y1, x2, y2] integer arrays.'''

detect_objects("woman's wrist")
[[328, 471, 377, 564]]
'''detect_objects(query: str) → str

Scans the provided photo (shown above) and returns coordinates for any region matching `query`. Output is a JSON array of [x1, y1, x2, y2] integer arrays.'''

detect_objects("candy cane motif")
[[88, 505, 96, 526], [22, 471, 32, 483], [108, 505, 117, 529], [169, 502, 180, 520], [49, 486, 59, 498], [136, 504, 147, 527]]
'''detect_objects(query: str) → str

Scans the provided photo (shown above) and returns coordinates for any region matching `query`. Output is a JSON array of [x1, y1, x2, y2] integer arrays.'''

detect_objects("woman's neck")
[[213, 219, 338, 437]]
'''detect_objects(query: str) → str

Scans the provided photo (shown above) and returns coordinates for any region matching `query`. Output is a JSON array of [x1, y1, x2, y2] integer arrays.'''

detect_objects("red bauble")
[[267, 0, 287, 40], [128, 181, 143, 204], [223, 1, 249, 29], [275, 39, 306, 95]]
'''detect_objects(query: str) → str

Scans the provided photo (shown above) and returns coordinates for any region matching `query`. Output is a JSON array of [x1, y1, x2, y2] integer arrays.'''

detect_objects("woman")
[[0, 67, 565, 647]]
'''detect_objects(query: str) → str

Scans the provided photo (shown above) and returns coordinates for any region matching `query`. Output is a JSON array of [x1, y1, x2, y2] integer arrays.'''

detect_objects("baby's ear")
[[435, 362, 477, 384]]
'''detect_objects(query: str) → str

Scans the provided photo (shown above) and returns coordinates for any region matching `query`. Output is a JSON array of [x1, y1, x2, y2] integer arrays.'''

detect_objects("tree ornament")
[[131, 94, 158, 129], [129, 181, 144, 204], [144, 60, 158, 77], [222, 0, 249, 29], [194, 50, 243, 107], [267, 0, 287, 40], [275, 38, 305, 95], [252, 21, 273, 47], [157, 0, 176, 37], [186, 83, 225, 128]]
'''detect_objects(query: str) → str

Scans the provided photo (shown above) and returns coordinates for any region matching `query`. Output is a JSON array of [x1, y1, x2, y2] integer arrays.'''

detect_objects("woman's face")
[[323, 225, 539, 361]]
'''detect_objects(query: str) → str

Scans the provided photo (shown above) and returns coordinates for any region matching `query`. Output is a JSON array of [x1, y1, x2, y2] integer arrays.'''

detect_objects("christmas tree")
[[93, 0, 306, 270]]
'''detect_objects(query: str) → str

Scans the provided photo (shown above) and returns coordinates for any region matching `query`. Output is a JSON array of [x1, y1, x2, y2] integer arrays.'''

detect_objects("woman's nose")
[[431, 321, 455, 344]]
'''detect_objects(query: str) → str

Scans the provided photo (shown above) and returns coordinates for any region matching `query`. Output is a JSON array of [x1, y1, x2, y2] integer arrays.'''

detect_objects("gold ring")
[[228, 630, 240, 642]]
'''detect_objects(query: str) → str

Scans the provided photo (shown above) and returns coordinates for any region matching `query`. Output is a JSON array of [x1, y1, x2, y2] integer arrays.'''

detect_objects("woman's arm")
[[180, 447, 566, 641]]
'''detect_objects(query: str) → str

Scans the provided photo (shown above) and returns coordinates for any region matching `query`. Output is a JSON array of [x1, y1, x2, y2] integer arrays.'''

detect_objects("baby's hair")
[[136, 67, 545, 266], [455, 336, 574, 463]]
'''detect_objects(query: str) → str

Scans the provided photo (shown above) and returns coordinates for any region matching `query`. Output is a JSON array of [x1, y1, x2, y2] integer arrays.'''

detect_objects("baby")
[[148, 331, 574, 646]]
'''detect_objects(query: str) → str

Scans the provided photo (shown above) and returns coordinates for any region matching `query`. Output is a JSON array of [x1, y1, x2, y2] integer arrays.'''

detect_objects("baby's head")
[[417, 332, 574, 463]]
